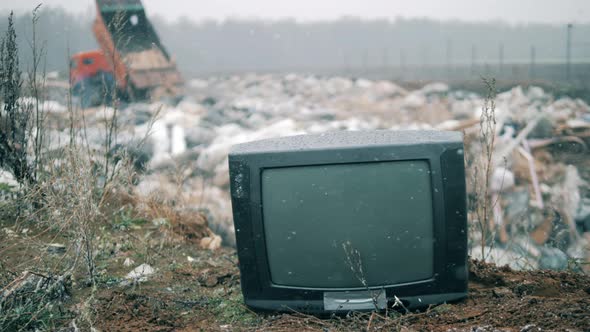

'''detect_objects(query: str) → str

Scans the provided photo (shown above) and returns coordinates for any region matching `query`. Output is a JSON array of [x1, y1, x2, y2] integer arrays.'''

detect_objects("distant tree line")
[[1, 6, 589, 76]]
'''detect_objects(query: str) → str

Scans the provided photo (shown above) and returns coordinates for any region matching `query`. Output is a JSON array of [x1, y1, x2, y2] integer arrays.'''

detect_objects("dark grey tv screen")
[[228, 130, 468, 313]]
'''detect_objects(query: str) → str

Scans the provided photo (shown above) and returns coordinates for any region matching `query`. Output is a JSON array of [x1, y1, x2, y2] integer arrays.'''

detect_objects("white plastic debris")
[[196, 119, 300, 173], [188, 79, 209, 89], [490, 167, 515, 193], [123, 258, 135, 267], [420, 82, 449, 95], [125, 264, 155, 283], [0, 170, 18, 187], [402, 93, 426, 109], [171, 125, 187, 156], [2, 228, 17, 238]]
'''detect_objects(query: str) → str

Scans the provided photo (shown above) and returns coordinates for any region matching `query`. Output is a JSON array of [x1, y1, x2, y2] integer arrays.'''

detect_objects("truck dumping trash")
[[70, 0, 182, 107]]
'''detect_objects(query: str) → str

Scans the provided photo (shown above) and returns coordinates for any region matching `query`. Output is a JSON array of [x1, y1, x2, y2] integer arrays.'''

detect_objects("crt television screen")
[[262, 160, 434, 288]]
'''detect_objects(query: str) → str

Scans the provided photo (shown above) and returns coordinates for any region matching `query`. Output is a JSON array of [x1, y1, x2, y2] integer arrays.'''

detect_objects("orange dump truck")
[[71, 0, 182, 107]]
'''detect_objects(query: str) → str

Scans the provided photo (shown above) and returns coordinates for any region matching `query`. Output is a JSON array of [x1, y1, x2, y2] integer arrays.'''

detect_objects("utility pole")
[[343, 52, 349, 74], [446, 39, 452, 79], [421, 45, 429, 69], [421, 45, 429, 81], [362, 49, 368, 75], [566, 23, 573, 81], [498, 43, 504, 76], [400, 48, 406, 81], [530, 45, 536, 79], [471, 44, 478, 75]]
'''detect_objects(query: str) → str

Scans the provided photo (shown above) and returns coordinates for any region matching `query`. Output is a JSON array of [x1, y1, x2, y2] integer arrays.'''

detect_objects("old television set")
[[228, 130, 467, 313]]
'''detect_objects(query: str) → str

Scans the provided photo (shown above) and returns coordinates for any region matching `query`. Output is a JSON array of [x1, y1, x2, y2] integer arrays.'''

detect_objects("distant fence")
[[325, 63, 590, 87]]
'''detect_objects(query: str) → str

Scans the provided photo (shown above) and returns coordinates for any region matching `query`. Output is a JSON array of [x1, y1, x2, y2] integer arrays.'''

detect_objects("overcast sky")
[[4, 0, 590, 24]]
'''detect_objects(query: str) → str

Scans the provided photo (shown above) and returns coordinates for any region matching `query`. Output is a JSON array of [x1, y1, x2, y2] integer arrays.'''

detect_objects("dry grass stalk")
[[470, 77, 498, 259]]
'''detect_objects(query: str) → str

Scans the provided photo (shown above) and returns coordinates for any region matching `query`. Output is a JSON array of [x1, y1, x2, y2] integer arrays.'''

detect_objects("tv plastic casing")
[[228, 130, 468, 313]]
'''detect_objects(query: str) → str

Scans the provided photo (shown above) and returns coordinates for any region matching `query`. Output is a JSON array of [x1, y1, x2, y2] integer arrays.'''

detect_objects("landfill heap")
[[461, 86, 590, 271], [7, 74, 590, 271]]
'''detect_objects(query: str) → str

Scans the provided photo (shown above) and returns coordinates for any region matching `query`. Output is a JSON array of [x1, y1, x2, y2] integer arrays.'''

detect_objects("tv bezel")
[[229, 130, 468, 313]]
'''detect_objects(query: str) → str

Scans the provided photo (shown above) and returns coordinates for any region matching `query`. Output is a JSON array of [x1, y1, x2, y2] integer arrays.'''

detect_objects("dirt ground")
[[93, 255, 590, 332], [4, 217, 589, 332], [1, 220, 590, 332]]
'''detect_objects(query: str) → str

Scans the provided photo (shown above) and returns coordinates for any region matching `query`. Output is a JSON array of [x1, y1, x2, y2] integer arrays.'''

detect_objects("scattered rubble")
[[462, 84, 589, 271], [25, 74, 590, 269], [123, 258, 135, 267], [123, 264, 155, 284], [46, 243, 67, 254], [2, 228, 17, 239], [0, 170, 18, 188]]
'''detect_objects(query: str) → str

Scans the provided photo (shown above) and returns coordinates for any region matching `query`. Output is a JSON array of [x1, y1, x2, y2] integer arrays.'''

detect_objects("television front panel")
[[229, 130, 467, 313]]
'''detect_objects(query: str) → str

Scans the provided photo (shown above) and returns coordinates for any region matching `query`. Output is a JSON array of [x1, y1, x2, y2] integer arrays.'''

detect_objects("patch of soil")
[[405, 260, 590, 331], [91, 254, 590, 332], [3, 223, 588, 331]]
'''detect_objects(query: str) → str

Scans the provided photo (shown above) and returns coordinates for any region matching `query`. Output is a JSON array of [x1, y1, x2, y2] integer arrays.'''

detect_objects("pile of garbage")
[[5, 74, 589, 270], [463, 86, 590, 271], [176, 75, 590, 270]]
